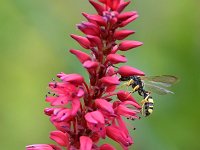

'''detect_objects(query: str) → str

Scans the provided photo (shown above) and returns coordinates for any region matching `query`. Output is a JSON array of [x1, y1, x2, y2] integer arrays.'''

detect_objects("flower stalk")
[[26, 0, 145, 150]]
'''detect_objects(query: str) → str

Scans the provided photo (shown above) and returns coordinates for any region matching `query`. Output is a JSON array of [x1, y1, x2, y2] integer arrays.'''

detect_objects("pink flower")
[[106, 125, 133, 150], [85, 110, 106, 138]]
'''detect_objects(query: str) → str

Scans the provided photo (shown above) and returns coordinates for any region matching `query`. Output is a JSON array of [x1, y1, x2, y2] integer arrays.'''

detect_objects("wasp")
[[119, 75, 178, 116]]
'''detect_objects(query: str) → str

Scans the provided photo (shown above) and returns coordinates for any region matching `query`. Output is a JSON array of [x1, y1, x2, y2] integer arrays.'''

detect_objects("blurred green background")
[[0, 0, 199, 149]]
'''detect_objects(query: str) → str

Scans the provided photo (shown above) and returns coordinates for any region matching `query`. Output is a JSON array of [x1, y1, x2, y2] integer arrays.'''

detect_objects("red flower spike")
[[70, 49, 91, 63], [70, 34, 91, 49], [100, 144, 116, 150], [26, 144, 61, 150], [80, 136, 93, 150], [114, 29, 135, 40], [106, 53, 127, 64], [89, 0, 105, 15], [50, 131, 69, 147], [100, 76, 120, 85], [28, 0, 146, 149], [118, 65, 145, 76], [118, 40, 143, 51]]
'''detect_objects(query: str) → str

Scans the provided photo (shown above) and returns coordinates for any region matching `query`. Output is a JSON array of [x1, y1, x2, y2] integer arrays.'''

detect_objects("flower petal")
[[80, 136, 93, 150], [100, 144, 116, 150], [50, 131, 69, 147], [95, 99, 115, 115], [57, 73, 84, 85], [83, 60, 99, 69]]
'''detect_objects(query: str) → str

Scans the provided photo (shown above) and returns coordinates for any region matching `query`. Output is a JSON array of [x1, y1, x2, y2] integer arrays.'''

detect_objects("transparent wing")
[[144, 83, 174, 95], [141, 75, 178, 87]]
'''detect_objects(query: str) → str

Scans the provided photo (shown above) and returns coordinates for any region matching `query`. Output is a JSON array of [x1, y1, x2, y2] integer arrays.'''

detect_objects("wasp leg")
[[124, 85, 140, 98], [117, 79, 134, 90], [132, 85, 140, 92]]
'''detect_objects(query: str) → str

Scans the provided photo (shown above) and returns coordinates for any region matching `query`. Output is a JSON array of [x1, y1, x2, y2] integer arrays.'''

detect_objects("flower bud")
[[106, 54, 127, 64], [71, 34, 91, 49], [89, 0, 105, 15], [114, 29, 135, 40], [100, 76, 120, 85], [118, 40, 143, 51], [70, 49, 91, 63], [117, 1, 131, 13], [117, 66, 145, 76]]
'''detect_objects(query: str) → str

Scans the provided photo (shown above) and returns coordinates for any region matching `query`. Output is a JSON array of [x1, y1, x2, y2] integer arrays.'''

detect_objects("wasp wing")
[[144, 83, 174, 95], [141, 75, 178, 87]]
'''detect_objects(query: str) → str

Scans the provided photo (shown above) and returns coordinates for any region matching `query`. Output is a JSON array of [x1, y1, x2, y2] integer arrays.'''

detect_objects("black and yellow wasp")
[[119, 75, 178, 116]]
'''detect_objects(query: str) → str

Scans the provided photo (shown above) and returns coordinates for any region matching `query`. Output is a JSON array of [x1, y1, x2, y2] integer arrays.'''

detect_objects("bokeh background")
[[0, 0, 199, 149]]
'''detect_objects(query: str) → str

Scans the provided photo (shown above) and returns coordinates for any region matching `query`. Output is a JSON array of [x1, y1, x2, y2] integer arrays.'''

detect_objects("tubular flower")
[[27, 0, 145, 150]]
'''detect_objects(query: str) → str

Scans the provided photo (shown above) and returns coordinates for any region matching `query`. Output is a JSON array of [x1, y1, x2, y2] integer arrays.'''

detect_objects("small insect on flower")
[[119, 75, 179, 116]]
